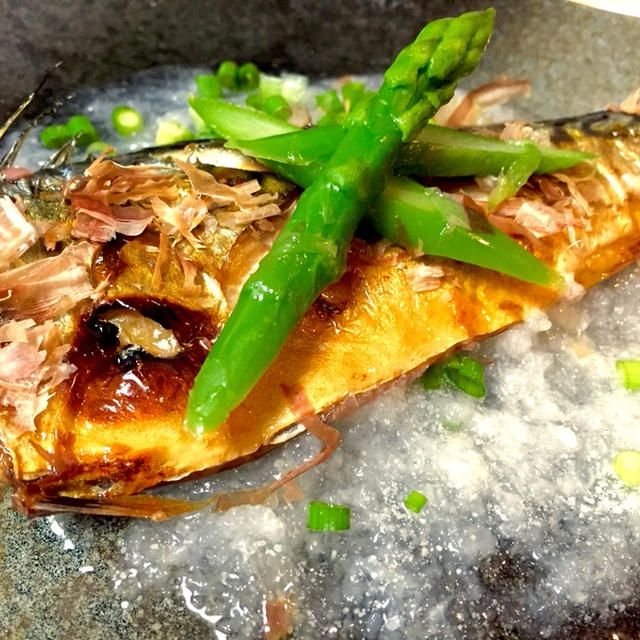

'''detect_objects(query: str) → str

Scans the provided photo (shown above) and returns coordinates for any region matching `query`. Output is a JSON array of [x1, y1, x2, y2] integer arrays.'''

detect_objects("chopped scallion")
[[421, 353, 486, 398], [155, 120, 193, 146], [307, 501, 350, 531], [39, 124, 72, 149], [244, 93, 265, 110], [341, 81, 366, 110], [616, 359, 640, 390], [315, 83, 371, 126], [67, 115, 99, 147], [420, 362, 447, 391], [404, 491, 428, 513], [262, 95, 291, 120], [258, 72, 309, 103], [111, 105, 144, 136], [217, 60, 239, 90], [243, 93, 291, 120], [195, 74, 222, 99], [316, 88, 343, 115], [445, 354, 486, 398], [237, 62, 260, 92], [613, 450, 640, 487], [85, 141, 114, 158]]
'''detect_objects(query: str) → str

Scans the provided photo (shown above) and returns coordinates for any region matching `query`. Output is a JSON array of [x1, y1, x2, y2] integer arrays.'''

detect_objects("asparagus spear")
[[225, 122, 591, 208], [185, 9, 496, 434], [191, 101, 591, 178], [190, 99, 562, 286], [398, 123, 592, 176]]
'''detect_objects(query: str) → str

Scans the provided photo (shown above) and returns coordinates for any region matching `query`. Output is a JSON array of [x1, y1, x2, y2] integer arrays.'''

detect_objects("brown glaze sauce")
[[311, 240, 368, 322], [66, 296, 219, 424]]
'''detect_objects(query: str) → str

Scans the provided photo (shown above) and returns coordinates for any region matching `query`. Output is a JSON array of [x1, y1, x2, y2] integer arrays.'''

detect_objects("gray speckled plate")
[[2, 1, 640, 638]]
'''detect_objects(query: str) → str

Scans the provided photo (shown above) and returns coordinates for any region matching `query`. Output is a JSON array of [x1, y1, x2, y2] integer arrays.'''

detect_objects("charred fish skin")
[[2, 111, 640, 518], [475, 111, 640, 142], [544, 110, 640, 142]]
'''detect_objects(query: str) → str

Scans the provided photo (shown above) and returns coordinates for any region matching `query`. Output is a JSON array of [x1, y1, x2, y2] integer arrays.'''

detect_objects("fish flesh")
[[2, 111, 640, 518]]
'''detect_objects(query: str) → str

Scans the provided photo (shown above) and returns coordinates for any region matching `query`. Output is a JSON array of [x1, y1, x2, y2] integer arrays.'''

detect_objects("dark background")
[[0, 0, 638, 123]]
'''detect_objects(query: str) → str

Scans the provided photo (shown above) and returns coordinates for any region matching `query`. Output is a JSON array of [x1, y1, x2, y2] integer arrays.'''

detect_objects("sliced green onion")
[[316, 88, 343, 115], [258, 73, 308, 104], [616, 359, 640, 390], [237, 62, 260, 92], [245, 93, 265, 110], [39, 124, 72, 149], [262, 95, 291, 120], [444, 354, 486, 398], [195, 74, 222, 99], [66, 115, 99, 147], [341, 81, 367, 111], [613, 450, 640, 487], [404, 491, 428, 513], [217, 60, 239, 90], [420, 362, 447, 391], [307, 501, 350, 531], [315, 84, 370, 127], [420, 353, 486, 398], [316, 90, 345, 127], [85, 141, 114, 158], [244, 93, 291, 121], [111, 105, 144, 136], [155, 120, 193, 146]]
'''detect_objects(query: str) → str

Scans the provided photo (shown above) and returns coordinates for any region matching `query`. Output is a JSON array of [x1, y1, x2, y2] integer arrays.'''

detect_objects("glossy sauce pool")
[[66, 295, 215, 423]]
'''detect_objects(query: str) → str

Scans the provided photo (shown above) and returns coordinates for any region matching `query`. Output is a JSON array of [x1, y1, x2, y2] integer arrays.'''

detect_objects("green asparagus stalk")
[[226, 123, 591, 210], [397, 123, 592, 176], [191, 102, 592, 178], [374, 178, 562, 287], [191, 99, 560, 286], [185, 9, 496, 434]]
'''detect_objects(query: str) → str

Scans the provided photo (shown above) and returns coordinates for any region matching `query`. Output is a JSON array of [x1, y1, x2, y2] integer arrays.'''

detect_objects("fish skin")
[[3, 112, 640, 517]]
